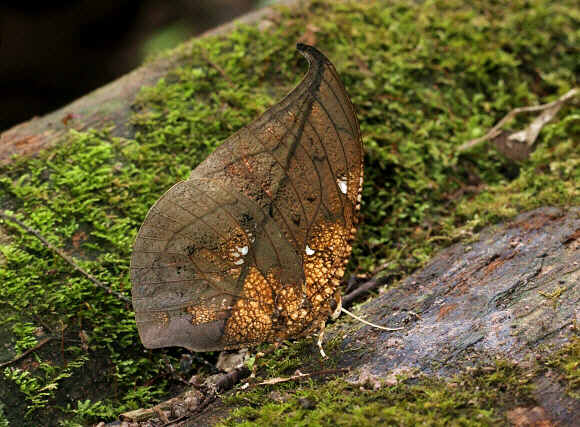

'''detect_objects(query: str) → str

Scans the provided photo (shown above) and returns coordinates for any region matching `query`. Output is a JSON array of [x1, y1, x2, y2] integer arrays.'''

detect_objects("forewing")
[[191, 44, 363, 321], [192, 44, 363, 255]]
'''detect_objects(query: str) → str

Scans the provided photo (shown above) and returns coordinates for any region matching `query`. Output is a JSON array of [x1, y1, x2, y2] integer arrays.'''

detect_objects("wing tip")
[[296, 43, 326, 66]]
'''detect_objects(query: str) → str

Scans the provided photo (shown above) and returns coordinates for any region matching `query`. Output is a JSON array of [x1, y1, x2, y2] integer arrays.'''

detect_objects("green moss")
[[538, 335, 580, 398], [454, 117, 580, 227], [220, 360, 535, 426], [538, 286, 568, 308], [0, 0, 579, 424], [1, 130, 174, 424]]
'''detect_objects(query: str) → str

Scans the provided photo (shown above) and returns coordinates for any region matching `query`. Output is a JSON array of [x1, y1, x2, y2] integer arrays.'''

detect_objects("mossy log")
[[1, 1, 578, 426]]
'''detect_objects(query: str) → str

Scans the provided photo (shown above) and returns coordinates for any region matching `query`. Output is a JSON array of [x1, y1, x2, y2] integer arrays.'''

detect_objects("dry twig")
[[201, 51, 235, 87], [457, 88, 579, 151], [255, 368, 350, 386], [0, 211, 132, 306], [0, 337, 55, 368], [342, 276, 388, 308]]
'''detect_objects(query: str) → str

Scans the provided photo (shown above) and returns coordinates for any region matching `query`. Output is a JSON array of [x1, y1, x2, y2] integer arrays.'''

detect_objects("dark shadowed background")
[[1, 0, 283, 132]]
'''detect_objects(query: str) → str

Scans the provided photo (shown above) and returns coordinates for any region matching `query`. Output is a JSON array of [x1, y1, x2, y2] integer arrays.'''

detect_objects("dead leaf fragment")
[[458, 88, 579, 153], [506, 406, 555, 427]]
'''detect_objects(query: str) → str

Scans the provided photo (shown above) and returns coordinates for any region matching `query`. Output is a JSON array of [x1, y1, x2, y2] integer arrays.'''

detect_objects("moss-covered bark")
[[0, 0, 578, 426]]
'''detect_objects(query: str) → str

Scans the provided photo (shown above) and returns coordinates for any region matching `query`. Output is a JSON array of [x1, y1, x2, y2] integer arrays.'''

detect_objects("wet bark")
[[329, 206, 580, 426]]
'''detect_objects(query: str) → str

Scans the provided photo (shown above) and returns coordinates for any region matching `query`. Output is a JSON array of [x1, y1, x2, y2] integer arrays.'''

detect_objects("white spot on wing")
[[337, 178, 348, 194], [305, 245, 315, 256], [237, 246, 249, 255], [234, 258, 244, 265]]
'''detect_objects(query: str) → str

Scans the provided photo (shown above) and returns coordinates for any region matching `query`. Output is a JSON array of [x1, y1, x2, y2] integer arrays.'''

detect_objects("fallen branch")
[[207, 365, 252, 396], [457, 88, 579, 152], [0, 211, 132, 306], [342, 276, 388, 308]]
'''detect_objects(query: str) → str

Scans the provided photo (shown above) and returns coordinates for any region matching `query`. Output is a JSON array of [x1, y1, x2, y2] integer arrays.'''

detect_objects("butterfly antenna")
[[341, 307, 403, 331]]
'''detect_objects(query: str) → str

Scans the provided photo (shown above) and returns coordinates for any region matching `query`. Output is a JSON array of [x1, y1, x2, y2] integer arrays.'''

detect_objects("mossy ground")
[[220, 361, 537, 426], [0, 0, 579, 425], [210, 311, 580, 426], [216, 323, 580, 427]]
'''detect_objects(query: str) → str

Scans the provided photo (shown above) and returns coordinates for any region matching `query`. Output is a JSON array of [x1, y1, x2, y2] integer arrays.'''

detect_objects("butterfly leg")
[[316, 321, 328, 358], [316, 292, 342, 358]]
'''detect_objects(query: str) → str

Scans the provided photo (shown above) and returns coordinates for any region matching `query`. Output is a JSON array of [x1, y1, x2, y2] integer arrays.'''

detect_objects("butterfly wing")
[[130, 44, 363, 351], [131, 178, 303, 351]]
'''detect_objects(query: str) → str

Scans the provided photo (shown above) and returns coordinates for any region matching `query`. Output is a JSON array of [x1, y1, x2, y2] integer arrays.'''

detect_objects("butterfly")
[[130, 43, 363, 353]]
